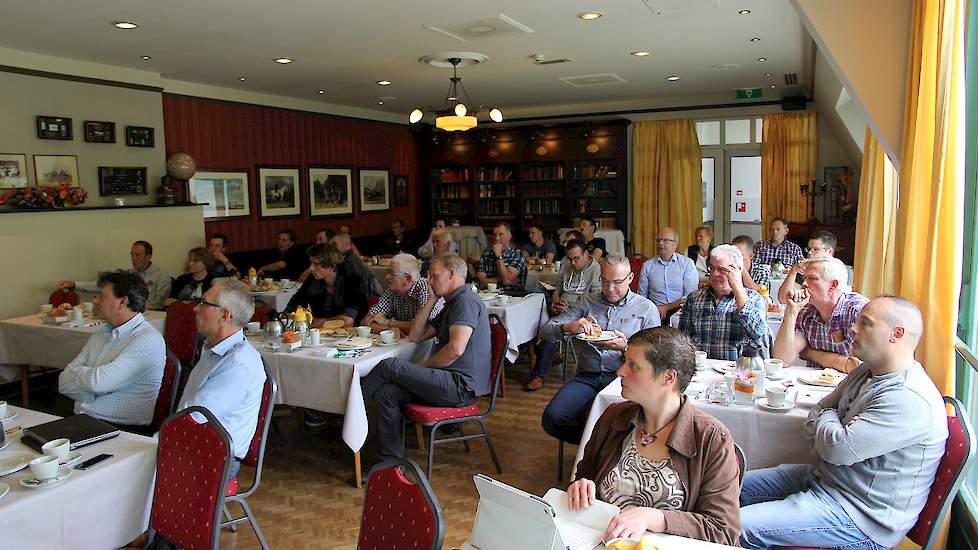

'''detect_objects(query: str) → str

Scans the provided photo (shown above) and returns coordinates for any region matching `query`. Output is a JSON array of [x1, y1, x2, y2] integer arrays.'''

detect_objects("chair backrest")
[[49, 289, 79, 307], [164, 301, 199, 365], [906, 396, 976, 550], [150, 349, 182, 433], [628, 255, 646, 292], [251, 303, 271, 323], [357, 459, 444, 550], [733, 442, 746, 485], [484, 313, 510, 417], [150, 406, 233, 550], [234, 364, 277, 498]]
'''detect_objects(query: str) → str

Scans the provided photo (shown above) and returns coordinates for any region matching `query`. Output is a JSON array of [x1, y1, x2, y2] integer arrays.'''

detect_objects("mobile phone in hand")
[[75, 453, 114, 470], [794, 273, 805, 285]]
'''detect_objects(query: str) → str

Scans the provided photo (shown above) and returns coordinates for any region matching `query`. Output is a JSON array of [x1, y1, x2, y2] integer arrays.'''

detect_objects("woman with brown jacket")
[[568, 327, 741, 545]]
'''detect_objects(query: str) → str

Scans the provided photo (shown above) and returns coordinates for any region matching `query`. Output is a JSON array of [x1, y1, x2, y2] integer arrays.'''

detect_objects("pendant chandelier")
[[409, 57, 503, 131]]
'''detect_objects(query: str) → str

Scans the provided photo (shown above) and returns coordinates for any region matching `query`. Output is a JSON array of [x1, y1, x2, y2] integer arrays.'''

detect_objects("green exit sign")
[[736, 87, 763, 99]]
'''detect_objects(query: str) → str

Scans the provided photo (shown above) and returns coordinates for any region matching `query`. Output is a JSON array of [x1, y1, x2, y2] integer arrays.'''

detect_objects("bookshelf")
[[431, 166, 474, 225]]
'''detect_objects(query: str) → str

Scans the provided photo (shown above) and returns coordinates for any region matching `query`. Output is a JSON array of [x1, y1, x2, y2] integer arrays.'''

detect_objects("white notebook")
[[543, 488, 620, 550]]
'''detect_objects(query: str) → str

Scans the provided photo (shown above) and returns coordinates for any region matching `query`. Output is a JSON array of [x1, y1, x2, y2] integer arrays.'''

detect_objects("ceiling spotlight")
[[630, 50, 652, 57], [738, 9, 751, 15], [757, 57, 767, 62], [377, 80, 392, 86], [378, 100, 384, 105], [577, 12, 603, 20], [140, 55, 151, 61], [111, 20, 140, 29], [409, 109, 423, 124], [274, 57, 294, 64], [770, 85, 776, 88], [764, 72, 773, 77], [238, 76, 247, 81], [666, 75, 680, 81], [489, 108, 503, 123], [318, 90, 325, 94], [749, 37, 761, 42]]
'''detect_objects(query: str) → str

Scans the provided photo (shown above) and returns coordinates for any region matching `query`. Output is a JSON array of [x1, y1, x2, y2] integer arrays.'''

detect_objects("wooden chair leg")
[[20, 365, 30, 407], [354, 451, 362, 488], [415, 424, 425, 449]]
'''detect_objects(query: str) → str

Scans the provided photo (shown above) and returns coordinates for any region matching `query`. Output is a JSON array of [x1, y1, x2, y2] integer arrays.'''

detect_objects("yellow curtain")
[[892, 0, 965, 397], [852, 128, 899, 298], [631, 119, 703, 257], [760, 112, 818, 238]]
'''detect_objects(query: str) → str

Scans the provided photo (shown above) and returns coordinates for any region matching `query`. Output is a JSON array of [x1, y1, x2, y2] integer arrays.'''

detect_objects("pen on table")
[[4, 425, 22, 435]]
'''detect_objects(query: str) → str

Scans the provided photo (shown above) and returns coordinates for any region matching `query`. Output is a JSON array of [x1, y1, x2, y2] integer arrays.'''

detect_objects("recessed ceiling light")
[[377, 80, 392, 86], [577, 12, 603, 20], [274, 57, 294, 64], [318, 90, 325, 94], [764, 72, 773, 77], [238, 76, 247, 81], [139, 55, 151, 61], [749, 37, 761, 42], [757, 57, 767, 62], [739, 9, 751, 15], [630, 50, 652, 57], [770, 85, 776, 88], [111, 20, 140, 29], [378, 100, 384, 105], [666, 75, 680, 81]]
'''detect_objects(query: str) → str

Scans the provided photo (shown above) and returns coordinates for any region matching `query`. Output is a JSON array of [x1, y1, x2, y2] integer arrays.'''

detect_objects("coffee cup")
[[280, 278, 291, 286], [695, 351, 708, 368], [379, 330, 395, 344], [764, 358, 784, 378], [42, 437, 71, 460], [356, 326, 371, 338], [81, 302, 94, 315], [496, 294, 511, 306], [40, 304, 53, 314], [765, 383, 788, 408], [29, 455, 60, 480], [308, 328, 321, 346], [0, 400, 7, 418], [246, 321, 261, 333], [487, 283, 498, 292]]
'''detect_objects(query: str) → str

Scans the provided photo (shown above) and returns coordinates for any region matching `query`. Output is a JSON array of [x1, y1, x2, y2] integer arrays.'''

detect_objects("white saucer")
[[0, 482, 8, 500], [711, 363, 736, 375], [20, 467, 72, 489], [336, 342, 373, 351], [374, 340, 399, 347], [59, 450, 82, 468], [0, 440, 10, 452], [0, 452, 33, 476], [1, 411, 18, 423], [765, 370, 788, 381], [756, 397, 793, 413]]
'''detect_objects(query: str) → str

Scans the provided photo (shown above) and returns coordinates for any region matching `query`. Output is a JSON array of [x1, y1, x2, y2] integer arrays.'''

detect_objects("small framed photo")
[[84, 121, 116, 143], [98, 166, 148, 195], [358, 168, 390, 213], [308, 165, 354, 218], [125, 126, 155, 147], [189, 170, 251, 219], [37, 116, 73, 140], [393, 174, 409, 207], [0, 153, 30, 188], [258, 166, 301, 218], [33, 155, 80, 187]]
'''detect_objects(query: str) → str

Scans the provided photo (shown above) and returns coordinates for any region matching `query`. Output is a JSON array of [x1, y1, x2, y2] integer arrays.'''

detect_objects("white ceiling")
[[0, 0, 810, 120]]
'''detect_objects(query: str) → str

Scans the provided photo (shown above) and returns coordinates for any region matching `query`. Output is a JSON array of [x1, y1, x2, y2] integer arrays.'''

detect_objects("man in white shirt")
[[179, 277, 266, 478], [58, 270, 165, 431], [637, 227, 698, 322], [59, 240, 172, 310]]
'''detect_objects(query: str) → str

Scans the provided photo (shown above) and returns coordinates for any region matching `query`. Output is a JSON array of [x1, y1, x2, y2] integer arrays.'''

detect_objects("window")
[[729, 156, 762, 222], [701, 158, 715, 222], [725, 119, 752, 144], [696, 121, 720, 146]]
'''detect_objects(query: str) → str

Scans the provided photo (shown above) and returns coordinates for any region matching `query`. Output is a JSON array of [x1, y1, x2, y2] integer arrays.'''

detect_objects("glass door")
[[727, 150, 762, 242]]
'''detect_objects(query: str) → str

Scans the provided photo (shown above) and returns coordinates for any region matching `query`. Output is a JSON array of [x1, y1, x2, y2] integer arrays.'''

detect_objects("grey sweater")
[[805, 362, 948, 548]]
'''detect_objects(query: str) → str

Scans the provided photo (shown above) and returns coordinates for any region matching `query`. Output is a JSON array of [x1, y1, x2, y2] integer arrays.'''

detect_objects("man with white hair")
[[364, 253, 439, 332], [740, 296, 947, 549], [773, 257, 869, 372], [417, 218, 458, 258], [678, 244, 767, 360], [180, 277, 267, 479]]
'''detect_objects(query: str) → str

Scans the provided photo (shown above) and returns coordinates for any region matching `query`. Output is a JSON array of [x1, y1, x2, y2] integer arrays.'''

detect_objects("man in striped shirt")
[[363, 253, 440, 333]]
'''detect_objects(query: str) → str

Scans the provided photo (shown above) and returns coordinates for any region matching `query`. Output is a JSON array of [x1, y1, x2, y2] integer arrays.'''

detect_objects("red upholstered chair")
[[778, 396, 975, 550], [357, 459, 444, 550], [402, 313, 509, 479], [221, 364, 276, 549], [148, 349, 182, 434], [251, 303, 270, 324], [163, 300, 198, 366], [145, 406, 234, 550], [628, 254, 646, 292], [49, 289, 79, 307], [367, 294, 380, 307]]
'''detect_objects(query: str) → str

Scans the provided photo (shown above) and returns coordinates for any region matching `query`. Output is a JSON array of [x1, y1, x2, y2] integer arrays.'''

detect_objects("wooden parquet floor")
[[219, 357, 578, 550]]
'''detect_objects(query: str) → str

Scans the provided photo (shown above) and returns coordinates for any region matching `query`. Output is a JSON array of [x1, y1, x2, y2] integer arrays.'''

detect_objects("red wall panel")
[[162, 94, 421, 251]]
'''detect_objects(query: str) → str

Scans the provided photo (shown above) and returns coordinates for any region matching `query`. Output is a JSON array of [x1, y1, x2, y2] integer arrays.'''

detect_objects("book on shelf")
[[437, 167, 470, 183], [476, 166, 515, 182], [573, 163, 617, 179], [521, 164, 564, 181]]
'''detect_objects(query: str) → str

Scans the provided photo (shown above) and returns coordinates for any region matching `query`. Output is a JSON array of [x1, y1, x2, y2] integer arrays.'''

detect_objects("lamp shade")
[[436, 115, 478, 132]]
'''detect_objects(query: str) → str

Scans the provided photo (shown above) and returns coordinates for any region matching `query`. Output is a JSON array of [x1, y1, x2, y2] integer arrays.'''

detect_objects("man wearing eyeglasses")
[[525, 239, 602, 391], [776, 230, 853, 304], [363, 253, 440, 333], [637, 227, 698, 322], [538, 254, 660, 442]]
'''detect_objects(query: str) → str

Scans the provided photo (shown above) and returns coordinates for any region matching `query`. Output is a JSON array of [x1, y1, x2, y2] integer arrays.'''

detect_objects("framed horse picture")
[[308, 165, 354, 218], [257, 165, 301, 218]]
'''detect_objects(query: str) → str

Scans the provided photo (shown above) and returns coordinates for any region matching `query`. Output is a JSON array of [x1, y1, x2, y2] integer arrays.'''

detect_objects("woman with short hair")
[[686, 225, 714, 281], [166, 247, 215, 306]]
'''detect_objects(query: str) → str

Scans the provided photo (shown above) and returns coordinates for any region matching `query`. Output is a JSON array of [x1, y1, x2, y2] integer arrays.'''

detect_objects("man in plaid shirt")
[[678, 245, 768, 360], [475, 222, 527, 291], [773, 257, 868, 372], [732, 235, 771, 291], [363, 253, 439, 332], [753, 217, 805, 268]]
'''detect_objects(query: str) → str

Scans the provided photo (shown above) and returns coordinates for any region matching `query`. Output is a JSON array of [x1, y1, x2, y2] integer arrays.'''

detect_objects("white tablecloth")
[[486, 293, 547, 362], [558, 228, 626, 256], [573, 360, 832, 476], [0, 312, 167, 383], [251, 335, 428, 453], [0, 406, 157, 549], [252, 286, 299, 313], [526, 269, 563, 291], [769, 276, 786, 301]]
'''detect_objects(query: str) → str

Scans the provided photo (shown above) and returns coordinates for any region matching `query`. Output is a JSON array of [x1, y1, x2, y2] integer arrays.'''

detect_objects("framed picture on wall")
[[125, 126, 155, 147], [33, 155, 80, 187], [0, 153, 30, 188], [393, 174, 409, 207], [84, 121, 116, 143], [358, 168, 390, 213], [308, 165, 354, 218], [258, 166, 301, 218], [188, 170, 251, 219], [98, 166, 148, 195], [36, 116, 73, 140]]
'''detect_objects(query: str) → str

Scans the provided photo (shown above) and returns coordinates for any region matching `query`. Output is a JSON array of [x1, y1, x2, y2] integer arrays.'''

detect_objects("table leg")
[[354, 451, 362, 488], [20, 365, 29, 407]]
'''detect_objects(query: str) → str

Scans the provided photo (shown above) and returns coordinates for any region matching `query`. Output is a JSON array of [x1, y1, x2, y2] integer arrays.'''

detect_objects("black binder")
[[20, 414, 121, 452]]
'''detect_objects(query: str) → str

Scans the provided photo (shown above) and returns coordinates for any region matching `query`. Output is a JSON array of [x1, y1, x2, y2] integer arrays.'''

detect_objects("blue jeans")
[[740, 464, 882, 550], [531, 339, 559, 378], [542, 371, 618, 443]]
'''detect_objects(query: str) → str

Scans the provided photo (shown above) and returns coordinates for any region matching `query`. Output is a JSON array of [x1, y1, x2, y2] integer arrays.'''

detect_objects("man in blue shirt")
[[637, 227, 698, 322], [180, 277, 266, 478]]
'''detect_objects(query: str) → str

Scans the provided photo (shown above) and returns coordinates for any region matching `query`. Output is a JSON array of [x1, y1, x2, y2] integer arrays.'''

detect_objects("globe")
[[166, 152, 197, 180]]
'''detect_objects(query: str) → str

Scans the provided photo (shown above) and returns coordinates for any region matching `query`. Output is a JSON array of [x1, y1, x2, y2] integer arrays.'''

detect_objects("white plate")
[[478, 292, 500, 301], [765, 370, 788, 381], [0, 440, 9, 452], [798, 372, 845, 387], [0, 452, 33, 477], [374, 340, 399, 347], [0, 482, 8, 500], [336, 342, 373, 351], [59, 450, 83, 468], [1, 411, 19, 423], [711, 363, 736, 375], [20, 467, 72, 489], [756, 397, 793, 413], [575, 330, 617, 342]]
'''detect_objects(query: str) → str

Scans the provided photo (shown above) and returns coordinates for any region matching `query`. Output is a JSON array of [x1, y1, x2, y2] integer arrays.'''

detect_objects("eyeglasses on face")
[[566, 253, 584, 262], [385, 271, 410, 279], [656, 238, 678, 244], [600, 277, 630, 286], [192, 297, 223, 309]]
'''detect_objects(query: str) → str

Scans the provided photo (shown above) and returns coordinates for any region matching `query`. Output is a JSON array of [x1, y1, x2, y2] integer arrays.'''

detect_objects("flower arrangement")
[[0, 183, 88, 209]]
